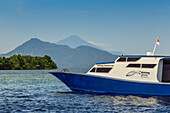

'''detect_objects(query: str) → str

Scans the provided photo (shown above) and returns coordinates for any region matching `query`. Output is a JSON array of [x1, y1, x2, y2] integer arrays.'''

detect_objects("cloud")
[[5, 0, 27, 16], [11, 1, 43, 17], [17, 4, 25, 16], [87, 41, 107, 47], [16, 4, 41, 17], [87, 41, 97, 46]]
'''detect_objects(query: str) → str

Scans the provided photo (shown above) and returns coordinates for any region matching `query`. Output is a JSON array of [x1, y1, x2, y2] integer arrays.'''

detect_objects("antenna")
[[152, 36, 160, 55]]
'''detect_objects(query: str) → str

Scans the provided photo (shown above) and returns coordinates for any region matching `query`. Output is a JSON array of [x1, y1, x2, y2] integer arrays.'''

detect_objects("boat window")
[[90, 68, 96, 72], [162, 59, 170, 82], [127, 57, 140, 62], [117, 57, 126, 62], [142, 64, 156, 68], [126, 64, 141, 68], [96, 68, 112, 73]]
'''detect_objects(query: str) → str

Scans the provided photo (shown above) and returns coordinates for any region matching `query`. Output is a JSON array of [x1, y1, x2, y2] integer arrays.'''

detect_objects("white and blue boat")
[[50, 36, 170, 96]]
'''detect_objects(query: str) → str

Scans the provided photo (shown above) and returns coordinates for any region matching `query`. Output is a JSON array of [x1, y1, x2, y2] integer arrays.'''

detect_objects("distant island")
[[0, 54, 57, 70], [0, 36, 119, 69]]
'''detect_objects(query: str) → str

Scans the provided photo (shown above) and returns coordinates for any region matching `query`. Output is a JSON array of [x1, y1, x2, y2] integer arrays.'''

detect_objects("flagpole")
[[152, 43, 157, 55], [152, 36, 159, 55]]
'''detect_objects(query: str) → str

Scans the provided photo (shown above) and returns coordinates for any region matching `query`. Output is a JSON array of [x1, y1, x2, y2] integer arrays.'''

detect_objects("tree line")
[[0, 54, 57, 70]]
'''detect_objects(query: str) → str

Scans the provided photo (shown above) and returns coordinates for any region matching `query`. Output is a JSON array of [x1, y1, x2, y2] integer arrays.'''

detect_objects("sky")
[[0, 0, 170, 55]]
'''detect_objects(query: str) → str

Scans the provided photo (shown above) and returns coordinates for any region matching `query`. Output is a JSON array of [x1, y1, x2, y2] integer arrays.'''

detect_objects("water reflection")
[[49, 91, 170, 112], [155, 96, 170, 106]]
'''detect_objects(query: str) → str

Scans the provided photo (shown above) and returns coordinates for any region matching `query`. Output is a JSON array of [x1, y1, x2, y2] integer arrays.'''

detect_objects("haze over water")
[[0, 70, 170, 112]]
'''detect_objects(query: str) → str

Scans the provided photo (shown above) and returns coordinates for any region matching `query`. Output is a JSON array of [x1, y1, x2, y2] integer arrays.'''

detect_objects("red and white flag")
[[156, 36, 160, 45]]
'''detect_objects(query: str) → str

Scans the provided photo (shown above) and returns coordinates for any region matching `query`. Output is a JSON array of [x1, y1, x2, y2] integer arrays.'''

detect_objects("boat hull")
[[50, 72, 170, 96]]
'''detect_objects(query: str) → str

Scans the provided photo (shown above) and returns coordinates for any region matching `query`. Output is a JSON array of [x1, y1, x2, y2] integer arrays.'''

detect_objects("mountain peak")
[[56, 35, 123, 55], [25, 38, 46, 45], [68, 35, 81, 39], [56, 35, 103, 50], [29, 38, 41, 41], [57, 35, 88, 48], [62, 35, 84, 42]]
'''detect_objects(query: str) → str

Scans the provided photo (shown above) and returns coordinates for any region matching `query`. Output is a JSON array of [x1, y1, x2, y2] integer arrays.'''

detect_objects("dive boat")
[[50, 36, 170, 96]]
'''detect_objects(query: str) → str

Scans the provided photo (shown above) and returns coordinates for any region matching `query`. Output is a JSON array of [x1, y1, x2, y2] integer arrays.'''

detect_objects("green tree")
[[0, 54, 57, 70]]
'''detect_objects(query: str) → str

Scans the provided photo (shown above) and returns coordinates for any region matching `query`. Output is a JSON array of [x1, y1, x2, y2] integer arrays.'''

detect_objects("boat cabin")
[[87, 55, 170, 83]]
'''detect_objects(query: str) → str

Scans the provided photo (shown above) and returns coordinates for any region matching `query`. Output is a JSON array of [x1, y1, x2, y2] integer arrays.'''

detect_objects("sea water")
[[0, 70, 170, 112]]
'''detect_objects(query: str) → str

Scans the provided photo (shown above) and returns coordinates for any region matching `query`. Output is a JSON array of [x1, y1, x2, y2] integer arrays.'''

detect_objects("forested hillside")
[[0, 54, 57, 70]]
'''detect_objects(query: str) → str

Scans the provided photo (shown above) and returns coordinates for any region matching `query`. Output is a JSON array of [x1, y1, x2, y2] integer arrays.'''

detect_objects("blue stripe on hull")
[[50, 72, 170, 96]]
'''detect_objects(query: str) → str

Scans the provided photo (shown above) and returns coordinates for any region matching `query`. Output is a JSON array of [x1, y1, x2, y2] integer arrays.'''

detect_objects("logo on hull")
[[126, 71, 150, 78]]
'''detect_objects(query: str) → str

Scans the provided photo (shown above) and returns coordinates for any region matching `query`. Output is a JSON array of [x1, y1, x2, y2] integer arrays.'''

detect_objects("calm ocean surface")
[[0, 70, 170, 113]]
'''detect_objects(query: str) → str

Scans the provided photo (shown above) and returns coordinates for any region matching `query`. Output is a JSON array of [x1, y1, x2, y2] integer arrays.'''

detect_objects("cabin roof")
[[96, 61, 114, 64], [120, 55, 170, 58]]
